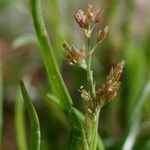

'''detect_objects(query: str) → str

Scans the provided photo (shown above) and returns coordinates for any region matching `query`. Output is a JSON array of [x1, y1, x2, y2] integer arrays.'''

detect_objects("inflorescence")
[[63, 4, 125, 115]]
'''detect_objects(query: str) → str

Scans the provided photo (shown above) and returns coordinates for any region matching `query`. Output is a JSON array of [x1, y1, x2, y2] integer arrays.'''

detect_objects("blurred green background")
[[0, 0, 150, 149]]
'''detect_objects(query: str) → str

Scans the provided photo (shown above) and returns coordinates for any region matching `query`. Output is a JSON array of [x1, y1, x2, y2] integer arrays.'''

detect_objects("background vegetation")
[[0, 0, 150, 149]]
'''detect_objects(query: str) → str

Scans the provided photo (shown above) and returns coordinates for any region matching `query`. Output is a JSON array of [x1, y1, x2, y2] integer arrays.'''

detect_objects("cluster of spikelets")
[[63, 4, 125, 115], [63, 4, 108, 69], [74, 4, 103, 29]]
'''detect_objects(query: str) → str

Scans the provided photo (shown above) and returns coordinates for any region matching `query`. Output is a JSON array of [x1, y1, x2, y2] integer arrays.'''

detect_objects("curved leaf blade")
[[20, 79, 41, 150]]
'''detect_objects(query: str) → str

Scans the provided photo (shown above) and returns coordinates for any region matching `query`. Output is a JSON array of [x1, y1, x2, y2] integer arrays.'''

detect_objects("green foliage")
[[15, 87, 27, 150], [20, 80, 41, 150]]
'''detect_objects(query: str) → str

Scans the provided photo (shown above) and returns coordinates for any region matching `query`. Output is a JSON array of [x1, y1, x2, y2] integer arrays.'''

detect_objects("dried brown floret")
[[63, 42, 87, 69], [79, 86, 95, 114], [95, 9, 104, 23], [84, 4, 94, 21], [97, 26, 109, 43], [74, 9, 89, 29]]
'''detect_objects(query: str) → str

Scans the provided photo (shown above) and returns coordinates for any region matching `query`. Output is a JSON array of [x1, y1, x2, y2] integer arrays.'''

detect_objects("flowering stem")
[[90, 41, 101, 55], [85, 109, 101, 150], [85, 33, 102, 148], [85, 29, 103, 150], [86, 35, 95, 100]]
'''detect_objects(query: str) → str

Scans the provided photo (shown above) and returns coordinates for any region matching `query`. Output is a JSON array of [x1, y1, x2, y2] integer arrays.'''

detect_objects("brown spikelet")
[[80, 86, 95, 114], [95, 10, 104, 23], [97, 26, 109, 43], [63, 42, 87, 69], [74, 4, 104, 29], [74, 9, 89, 29], [96, 60, 125, 102]]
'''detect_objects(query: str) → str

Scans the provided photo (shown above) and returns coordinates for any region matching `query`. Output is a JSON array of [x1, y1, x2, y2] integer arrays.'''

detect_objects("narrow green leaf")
[[67, 128, 81, 150], [15, 88, 27, 150], [47, 93, 85, 122], [12, 34, 37, 49], [20, 79, 41, 150], [97, 135, 105, 150], [47, 93, 62, 108], [30, 0, 72, 110]]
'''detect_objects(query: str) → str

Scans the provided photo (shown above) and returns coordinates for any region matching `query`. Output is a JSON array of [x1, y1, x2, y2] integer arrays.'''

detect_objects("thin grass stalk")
[[20, 80, 41, 150], [97, 135, 105, 150], [85, 29, 101, 150], [15, 88, 27, 150], [86, 37, 95, 100], [0, 63, 3, 148]]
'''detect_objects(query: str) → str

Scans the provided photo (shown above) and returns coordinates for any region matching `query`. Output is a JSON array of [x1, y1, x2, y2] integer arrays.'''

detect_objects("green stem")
[[0, 63, 3, 148], [47, 93, 104, 149], [85, 28, 103, 150], [85, 110, 100, 150], [86, 37, 95, 100], [90, 117, 99, 150], [97, 135, 105, 150], [30, 0, 87, 148]]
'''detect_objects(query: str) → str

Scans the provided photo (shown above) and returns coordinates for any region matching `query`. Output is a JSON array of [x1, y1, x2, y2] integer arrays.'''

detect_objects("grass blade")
[[12, 34, 37, 49], [20, 79, 41, 150], [30, 0, 72, 110], [47, 93, 85, 122], [15, 87, 27, 150], [47, 93, 62, 108], [97, 135, 105, 150]]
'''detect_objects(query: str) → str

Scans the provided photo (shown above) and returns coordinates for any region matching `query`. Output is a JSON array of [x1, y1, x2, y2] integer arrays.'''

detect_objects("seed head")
[[74, 4, 104, 29], [96, 60, 125, 103]]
